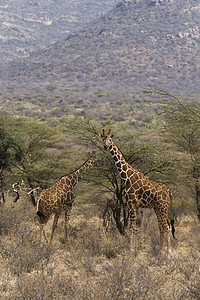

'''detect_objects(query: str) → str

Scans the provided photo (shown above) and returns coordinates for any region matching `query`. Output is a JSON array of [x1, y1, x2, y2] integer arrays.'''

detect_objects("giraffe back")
[[37, 176, 74, 222], [126, 168, 171, 209]]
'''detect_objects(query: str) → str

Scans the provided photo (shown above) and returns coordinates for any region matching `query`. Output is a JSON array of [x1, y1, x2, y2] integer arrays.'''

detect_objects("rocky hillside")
[[0, 0, 199, 93], [0, 0, 119, 61]]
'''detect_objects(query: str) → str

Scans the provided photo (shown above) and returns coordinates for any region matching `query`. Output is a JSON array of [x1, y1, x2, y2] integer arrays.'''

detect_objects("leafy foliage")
[[0, 116, 72, 204], [61, 117, 180, 233], [146, 89, 200, 220]]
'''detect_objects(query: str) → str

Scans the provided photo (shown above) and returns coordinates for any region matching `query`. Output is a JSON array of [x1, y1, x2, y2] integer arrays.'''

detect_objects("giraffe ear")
[[100, 129, 106, 137], [108, 129, 113, 138]]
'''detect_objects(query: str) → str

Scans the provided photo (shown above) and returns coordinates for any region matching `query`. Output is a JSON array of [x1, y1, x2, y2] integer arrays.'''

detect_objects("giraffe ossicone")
[[101, 129, 176, 255], [36, 157, 95, 243]]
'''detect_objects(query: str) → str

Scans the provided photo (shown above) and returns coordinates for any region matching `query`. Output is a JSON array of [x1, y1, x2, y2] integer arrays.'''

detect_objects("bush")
[[0, 224, 58, 276], [0, 203, 200, 300], [0, 205, 21, 236]]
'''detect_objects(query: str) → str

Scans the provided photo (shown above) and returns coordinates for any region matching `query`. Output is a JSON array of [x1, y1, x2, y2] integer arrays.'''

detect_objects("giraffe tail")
[[169, 190, 177, 240]]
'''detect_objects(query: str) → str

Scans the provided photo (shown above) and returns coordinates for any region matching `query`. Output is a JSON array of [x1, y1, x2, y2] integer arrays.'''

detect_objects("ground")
[[0, 199, 200, 299]]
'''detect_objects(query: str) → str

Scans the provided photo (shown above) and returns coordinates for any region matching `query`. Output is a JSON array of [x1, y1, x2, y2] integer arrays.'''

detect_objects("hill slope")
[[0, 0, 199, 92], [0, 0, 119, 61]]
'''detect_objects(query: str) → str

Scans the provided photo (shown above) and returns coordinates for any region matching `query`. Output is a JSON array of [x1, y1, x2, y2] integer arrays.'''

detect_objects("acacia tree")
[[0, 120, 18, 203], [62, 118, 131, 234], [13, 118, 71, 205], [62, 118, 176, 234], [0, 116, 70, 205], [146, 89, 200, 221]]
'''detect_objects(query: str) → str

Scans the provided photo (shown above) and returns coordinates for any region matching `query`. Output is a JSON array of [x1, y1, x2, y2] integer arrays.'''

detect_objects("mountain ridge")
[[0, 0, 199, 93], [0, 0, 119, 61]]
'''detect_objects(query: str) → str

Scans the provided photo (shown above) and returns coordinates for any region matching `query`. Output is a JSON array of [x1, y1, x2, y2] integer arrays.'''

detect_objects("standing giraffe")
[[101, 129, 175, 254], [36, 157, 95, 243]]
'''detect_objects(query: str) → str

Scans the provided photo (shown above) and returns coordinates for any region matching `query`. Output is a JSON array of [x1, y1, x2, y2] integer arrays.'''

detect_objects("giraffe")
[[36, 157, 95, 243], [101, 129, 175, 254]]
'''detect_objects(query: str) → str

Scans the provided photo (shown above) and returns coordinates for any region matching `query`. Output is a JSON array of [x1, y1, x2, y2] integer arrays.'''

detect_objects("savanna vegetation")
[[0, 85, 200, 299]]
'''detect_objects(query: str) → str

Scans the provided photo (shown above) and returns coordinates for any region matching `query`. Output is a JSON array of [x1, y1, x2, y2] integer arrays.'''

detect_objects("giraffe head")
[[101, 129, 114, 150]]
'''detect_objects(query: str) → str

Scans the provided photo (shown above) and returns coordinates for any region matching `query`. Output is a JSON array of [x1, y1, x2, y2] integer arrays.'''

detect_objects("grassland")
[[0, 186, 200, 300], [0, 79, 200, 299]]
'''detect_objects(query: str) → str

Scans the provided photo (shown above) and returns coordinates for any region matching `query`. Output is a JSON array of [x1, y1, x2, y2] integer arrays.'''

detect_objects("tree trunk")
[[103, 194, 129, 235], [0, 175, 6, 204], [0, 192, 5, 204], [195, 180, 200, 221], [13, 191, 20, 203], [30, 190, 36, 206], [27, 176, 37, 206], [193, 165, 200, 221]]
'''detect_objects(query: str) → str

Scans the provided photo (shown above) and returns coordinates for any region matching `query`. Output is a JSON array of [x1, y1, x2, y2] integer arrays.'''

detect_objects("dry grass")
[[0, 200, 200, 300]]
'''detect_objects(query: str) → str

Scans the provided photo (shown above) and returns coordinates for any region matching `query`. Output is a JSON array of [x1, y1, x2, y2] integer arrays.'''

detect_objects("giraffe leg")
[[43, 228, 48, 243], [127, 200, 137, 254], [39, 225, 43, 243], [159, 226, 171, 255], [154, 208, 171, 254], [159, 230, 164, 252], [154, 208, 164, 252], [39, 223, 48, 243], [50, 212, 60, 243], [64, 205, 72, 241], [166, 219, 172, 255]]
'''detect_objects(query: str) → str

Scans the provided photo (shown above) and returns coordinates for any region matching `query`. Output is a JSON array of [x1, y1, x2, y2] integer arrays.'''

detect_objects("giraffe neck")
[[69, 158, 94, 186], [109, 142, 134, 181]]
